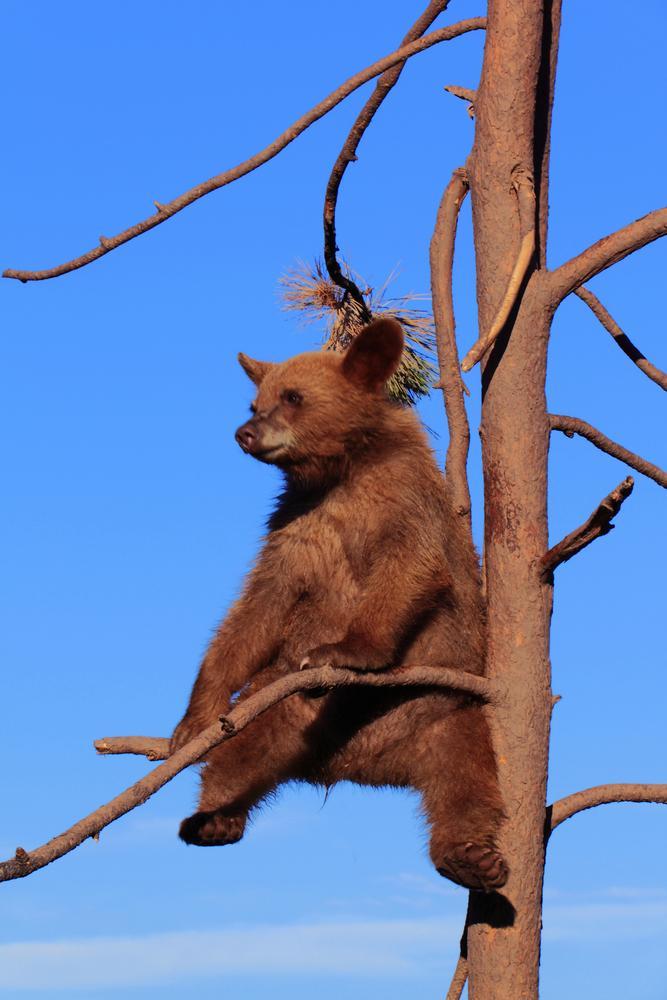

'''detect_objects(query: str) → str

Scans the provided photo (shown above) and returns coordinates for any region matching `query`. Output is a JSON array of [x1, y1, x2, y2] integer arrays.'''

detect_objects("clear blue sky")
[[2, 2, 666, 997]]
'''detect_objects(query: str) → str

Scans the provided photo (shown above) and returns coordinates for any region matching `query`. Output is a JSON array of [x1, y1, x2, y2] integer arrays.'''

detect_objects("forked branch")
[[550, 414, 667, 489], [549, 784, 667, 834], [430, 166, 472, 526], [323, 0, 453, 305], [461, 167, 536, 372], [540, 476, 634, 579], [0, 663, 492, 883], [4, 17, 485, 284], [549, 207, 667, 304], [574, 287, 667, 392]]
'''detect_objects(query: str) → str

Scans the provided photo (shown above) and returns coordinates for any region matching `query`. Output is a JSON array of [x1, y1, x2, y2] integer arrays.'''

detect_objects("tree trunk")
[[463, 2, 558, 996]]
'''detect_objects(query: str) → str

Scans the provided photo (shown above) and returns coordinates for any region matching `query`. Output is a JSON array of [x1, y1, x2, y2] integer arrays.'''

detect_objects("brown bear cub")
[[171, 318, 507, 892]]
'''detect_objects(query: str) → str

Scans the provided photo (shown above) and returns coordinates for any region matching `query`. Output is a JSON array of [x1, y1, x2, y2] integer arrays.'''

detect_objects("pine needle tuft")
[[280, 260, 436, 405]]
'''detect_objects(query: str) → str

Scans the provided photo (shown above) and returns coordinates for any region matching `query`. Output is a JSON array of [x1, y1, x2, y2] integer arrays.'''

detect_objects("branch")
[[540, 476, 634, 580], [534, 0, 562, 267], [445, 955, 468, 1000], [94, 736, 170, 760], [0, 663, 492, 882], [548, 207, 667, 304], [549, 784, 667, 833], [550, 414, 667, 489], [4, 18, 485, 284], [323, 0, 454, 306], [429, 166, 472, 528], [443, 85, 476, 117], [460, 167, 536, 372], [574, 286, 667, 392]]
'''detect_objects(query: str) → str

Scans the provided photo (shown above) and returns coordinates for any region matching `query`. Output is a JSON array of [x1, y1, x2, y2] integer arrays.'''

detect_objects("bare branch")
[[95, 736, 170, 760], [534, 0, 562, 267], [540, 476, 634, 579], [444, 85, 476, 117], [548, 207, 667, 304], [0, 663, 492, 882], [549, 784, 667, 833], [323, 0, 453, 307], [430, 166, 472, 528], [445, 955, 468, 1000], [574, 286, 667, 392], [3, 17, 485, 284], [550, 414, 667, 489], [461, 168, 536, 372]]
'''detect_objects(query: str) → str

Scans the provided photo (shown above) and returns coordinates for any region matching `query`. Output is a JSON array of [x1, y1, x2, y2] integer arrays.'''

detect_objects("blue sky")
[[2, 1, 666, 997]]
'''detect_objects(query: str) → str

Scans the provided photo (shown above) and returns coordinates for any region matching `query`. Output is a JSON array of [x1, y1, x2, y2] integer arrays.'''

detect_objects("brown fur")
[[172, 318, 507, 891]]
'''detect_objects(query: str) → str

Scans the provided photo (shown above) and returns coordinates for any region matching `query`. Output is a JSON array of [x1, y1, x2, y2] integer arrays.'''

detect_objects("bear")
[[171, 317, 507, 892]]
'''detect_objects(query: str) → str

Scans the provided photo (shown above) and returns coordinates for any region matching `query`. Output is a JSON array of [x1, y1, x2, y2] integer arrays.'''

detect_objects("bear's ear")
[[342, 318, 404, 392], [238, 353, 274, 386]]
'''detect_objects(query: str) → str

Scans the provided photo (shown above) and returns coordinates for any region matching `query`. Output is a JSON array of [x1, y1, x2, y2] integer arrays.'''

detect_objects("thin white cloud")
[[0, 918, 460, 991], [1, 893, 666, 991]]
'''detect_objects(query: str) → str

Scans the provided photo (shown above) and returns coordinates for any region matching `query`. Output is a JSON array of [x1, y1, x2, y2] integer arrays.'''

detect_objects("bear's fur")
[[171, 318, 507, 892]]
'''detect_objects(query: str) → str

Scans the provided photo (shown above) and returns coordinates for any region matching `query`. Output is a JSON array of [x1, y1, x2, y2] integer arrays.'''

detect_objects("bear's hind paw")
[[437, 842, 508, 893]]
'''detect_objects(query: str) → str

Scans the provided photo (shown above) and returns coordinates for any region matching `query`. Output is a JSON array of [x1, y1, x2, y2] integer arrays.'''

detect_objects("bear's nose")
[[235, 424, 257, 452]]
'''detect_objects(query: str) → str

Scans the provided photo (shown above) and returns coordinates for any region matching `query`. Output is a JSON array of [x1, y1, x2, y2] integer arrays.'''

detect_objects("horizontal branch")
[[95, 736, 170, 760], [460, 167, 536, 372], [574, 286, 667, 392], [4, 17, 485, 283], [540, 476, 634, 579], [549, 784, 667, 833], [549, 207, 667, 304], [550, 414, 667, 489], [0, 663, 491, 882]]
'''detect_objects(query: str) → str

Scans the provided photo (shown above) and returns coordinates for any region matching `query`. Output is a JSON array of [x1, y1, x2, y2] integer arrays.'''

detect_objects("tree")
[[2, 2, 666, 997]]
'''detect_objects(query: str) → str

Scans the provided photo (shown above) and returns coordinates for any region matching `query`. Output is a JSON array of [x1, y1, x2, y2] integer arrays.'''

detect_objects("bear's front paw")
[[300, 637, 386, 672], [179, 809, 247, 846]]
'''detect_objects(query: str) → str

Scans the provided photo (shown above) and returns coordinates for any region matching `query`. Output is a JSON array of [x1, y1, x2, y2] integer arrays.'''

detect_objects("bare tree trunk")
[[462, 2, 558, 996]]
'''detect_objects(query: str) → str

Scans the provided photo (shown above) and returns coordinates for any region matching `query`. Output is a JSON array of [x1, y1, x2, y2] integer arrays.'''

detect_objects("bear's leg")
[[179, 674, 323, 847], [420, 705, 508, 892]]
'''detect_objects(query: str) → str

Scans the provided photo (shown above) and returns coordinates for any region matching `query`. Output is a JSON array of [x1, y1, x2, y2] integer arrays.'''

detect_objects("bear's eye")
[[249, 401, 257, 414], [282, 390, 303, 406]]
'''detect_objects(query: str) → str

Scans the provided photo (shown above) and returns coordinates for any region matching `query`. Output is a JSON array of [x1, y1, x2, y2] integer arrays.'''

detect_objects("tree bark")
[[462, 3, 556, 996]]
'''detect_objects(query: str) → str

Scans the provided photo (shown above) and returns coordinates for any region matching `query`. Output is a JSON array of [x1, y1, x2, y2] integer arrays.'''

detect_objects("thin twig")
[[549, 414, 667, 489], [444, 85, 476, 116], [445, 900, 471, 1000], [574, 286, 667, 392], [0, 663, 492, 883], [323, 0, 453, 306], [549, 784, 667, 834], [429, 166, 472, 528], [461, 167, 536, 372], [3, 18, 485, 284], [548, 207, 667, 304], [445, 955, 469, 1000], [540, 476, 634, 580]]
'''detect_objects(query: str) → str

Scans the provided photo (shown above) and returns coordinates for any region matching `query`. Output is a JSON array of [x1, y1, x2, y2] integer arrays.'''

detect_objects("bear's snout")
[[235, 421, 258, 453]]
